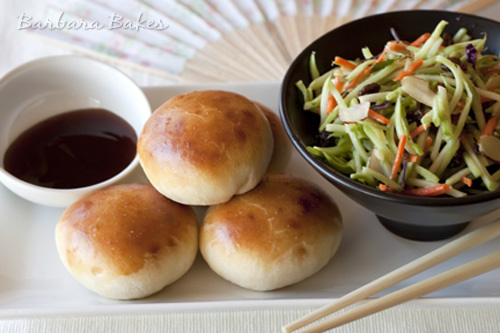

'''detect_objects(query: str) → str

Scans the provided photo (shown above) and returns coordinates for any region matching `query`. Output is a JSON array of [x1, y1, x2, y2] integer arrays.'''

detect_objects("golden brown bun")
[[137, 90, 274, 206], [255, 102, 292, 172], [200, 173, 343, 291], [55, 183, 198, 300]]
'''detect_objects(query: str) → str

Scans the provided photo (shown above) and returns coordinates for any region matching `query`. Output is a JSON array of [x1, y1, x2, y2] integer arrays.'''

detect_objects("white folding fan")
[[28, 0, 498, 82]]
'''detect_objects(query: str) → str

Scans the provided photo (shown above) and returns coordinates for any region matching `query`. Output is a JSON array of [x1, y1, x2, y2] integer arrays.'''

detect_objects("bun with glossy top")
[[200, 172, 343, 291], [137, 90, 274, 206], [55, 183, 198, 300]]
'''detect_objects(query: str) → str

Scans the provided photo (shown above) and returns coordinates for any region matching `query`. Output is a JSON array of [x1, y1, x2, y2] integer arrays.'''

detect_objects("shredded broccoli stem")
[[432, 85, 453, 140], [414, 164, 440, 183], [360, 167, 403, 191], [309, 51, 320, 80], [415, 20, 448, 59], [436, 56, 465, 119], [428, 137, 460, 177], [393, 94, 422, 156], [345, 124, 369, 162], [319, 73, 334, 124], [453, 27, 469, 43], [303, 94, 321, 112], [296, 80, 310, 103], [309, 68, 336, 91], [296, 20, 500, 196], [362, 46, 374, 59], [344, 62, 400, 102], [446, 167, 473, 186], [462, 137, 498, 191], [346, 59, 375, 81]]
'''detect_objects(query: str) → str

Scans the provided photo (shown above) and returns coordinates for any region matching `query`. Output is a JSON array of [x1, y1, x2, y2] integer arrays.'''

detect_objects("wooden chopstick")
[[300, 249, 500, 332], [282, 217, 500, 333]]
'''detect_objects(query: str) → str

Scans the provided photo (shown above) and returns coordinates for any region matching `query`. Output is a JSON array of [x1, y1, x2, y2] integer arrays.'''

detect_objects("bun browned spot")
[[137, 90, 274, 206], [55, 183, 198, 300], [200, 173, 343, 291]]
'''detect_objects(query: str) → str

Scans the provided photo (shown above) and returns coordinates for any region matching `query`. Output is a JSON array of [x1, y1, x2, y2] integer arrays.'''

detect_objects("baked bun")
[[137, 90, 274, 206], [55, 183, 198, 300], [255, 102, 292, 172], [200, 173, 343, 291]]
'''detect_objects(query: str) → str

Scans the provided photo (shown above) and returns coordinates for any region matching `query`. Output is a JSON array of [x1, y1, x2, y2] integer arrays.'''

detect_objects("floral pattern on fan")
[[26, 0, 494, 82]]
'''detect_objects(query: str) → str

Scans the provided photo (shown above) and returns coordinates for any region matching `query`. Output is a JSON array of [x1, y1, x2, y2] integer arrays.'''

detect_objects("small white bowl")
[[0, 55, 151, 207]]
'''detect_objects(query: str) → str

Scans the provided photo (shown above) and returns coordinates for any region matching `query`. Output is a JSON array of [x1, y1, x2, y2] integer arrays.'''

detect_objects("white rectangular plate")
[[1, 82, 499, 317]]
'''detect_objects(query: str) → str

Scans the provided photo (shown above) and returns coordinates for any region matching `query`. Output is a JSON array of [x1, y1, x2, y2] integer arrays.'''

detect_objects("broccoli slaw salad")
[[296, 20, 500, 198]]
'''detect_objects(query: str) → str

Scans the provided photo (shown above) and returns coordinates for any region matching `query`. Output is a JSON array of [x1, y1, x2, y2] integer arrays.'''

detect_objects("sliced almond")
[[368, 149, 390, 176], [338, 101, 370, 123], [401, 76, 435, 107], [478, 134, 500, 164]]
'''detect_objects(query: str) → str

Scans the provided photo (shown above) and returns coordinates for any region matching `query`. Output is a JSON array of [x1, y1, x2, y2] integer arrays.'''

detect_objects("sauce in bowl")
[[3, 108, 137, 189]]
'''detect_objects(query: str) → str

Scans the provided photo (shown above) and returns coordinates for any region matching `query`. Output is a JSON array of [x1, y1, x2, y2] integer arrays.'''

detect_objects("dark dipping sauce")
[[3, 108, 137, 189]]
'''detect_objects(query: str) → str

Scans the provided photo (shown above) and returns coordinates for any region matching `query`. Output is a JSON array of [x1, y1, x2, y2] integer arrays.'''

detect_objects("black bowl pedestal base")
[[377, 215, 470, 241]]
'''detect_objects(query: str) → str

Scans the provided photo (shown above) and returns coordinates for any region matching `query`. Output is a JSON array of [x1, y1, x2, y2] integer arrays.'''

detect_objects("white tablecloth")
[[1, 299, 500, 333]]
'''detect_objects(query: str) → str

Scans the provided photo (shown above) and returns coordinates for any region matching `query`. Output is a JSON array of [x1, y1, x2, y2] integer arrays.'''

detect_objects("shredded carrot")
[[409, 155, 419, 163], [390, 135, 407, 181], [368, 109, 391, 125], [326, 77, 345, 114], [379, 184, 396, 193], [344, 48, 388, 91], [410, 123, 426, 139], [402, 183, 451, 197], [345, 67, 372, 90], [387, 41, 407, 52], [480, 94, 494, 103], [393, 58, 424, 81], [481, 112, 499, 136], [410, 32, 431, 47], [456, 100, 466, 111], [374, 47, 388, 64], [326, 93, 336, 114], [409, 136, 432, 164], [334, 56, 357, 70], [422, 136, 433, 156], [462, 176, 473, 187], [460, 134, 469, 145], [482, 64, 500, 75], [333, 76, 345, 92]]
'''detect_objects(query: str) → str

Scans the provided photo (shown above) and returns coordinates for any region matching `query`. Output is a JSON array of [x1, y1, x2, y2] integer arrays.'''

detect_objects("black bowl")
[[280, 10, 500, 241]]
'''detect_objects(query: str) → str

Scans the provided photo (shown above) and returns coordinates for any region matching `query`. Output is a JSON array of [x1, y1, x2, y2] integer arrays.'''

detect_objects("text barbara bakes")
[[17, 12, 169, 31]]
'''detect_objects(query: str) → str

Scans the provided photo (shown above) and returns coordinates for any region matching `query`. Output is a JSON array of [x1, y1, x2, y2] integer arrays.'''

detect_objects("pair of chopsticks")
[[283, 217, 500, 333]]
